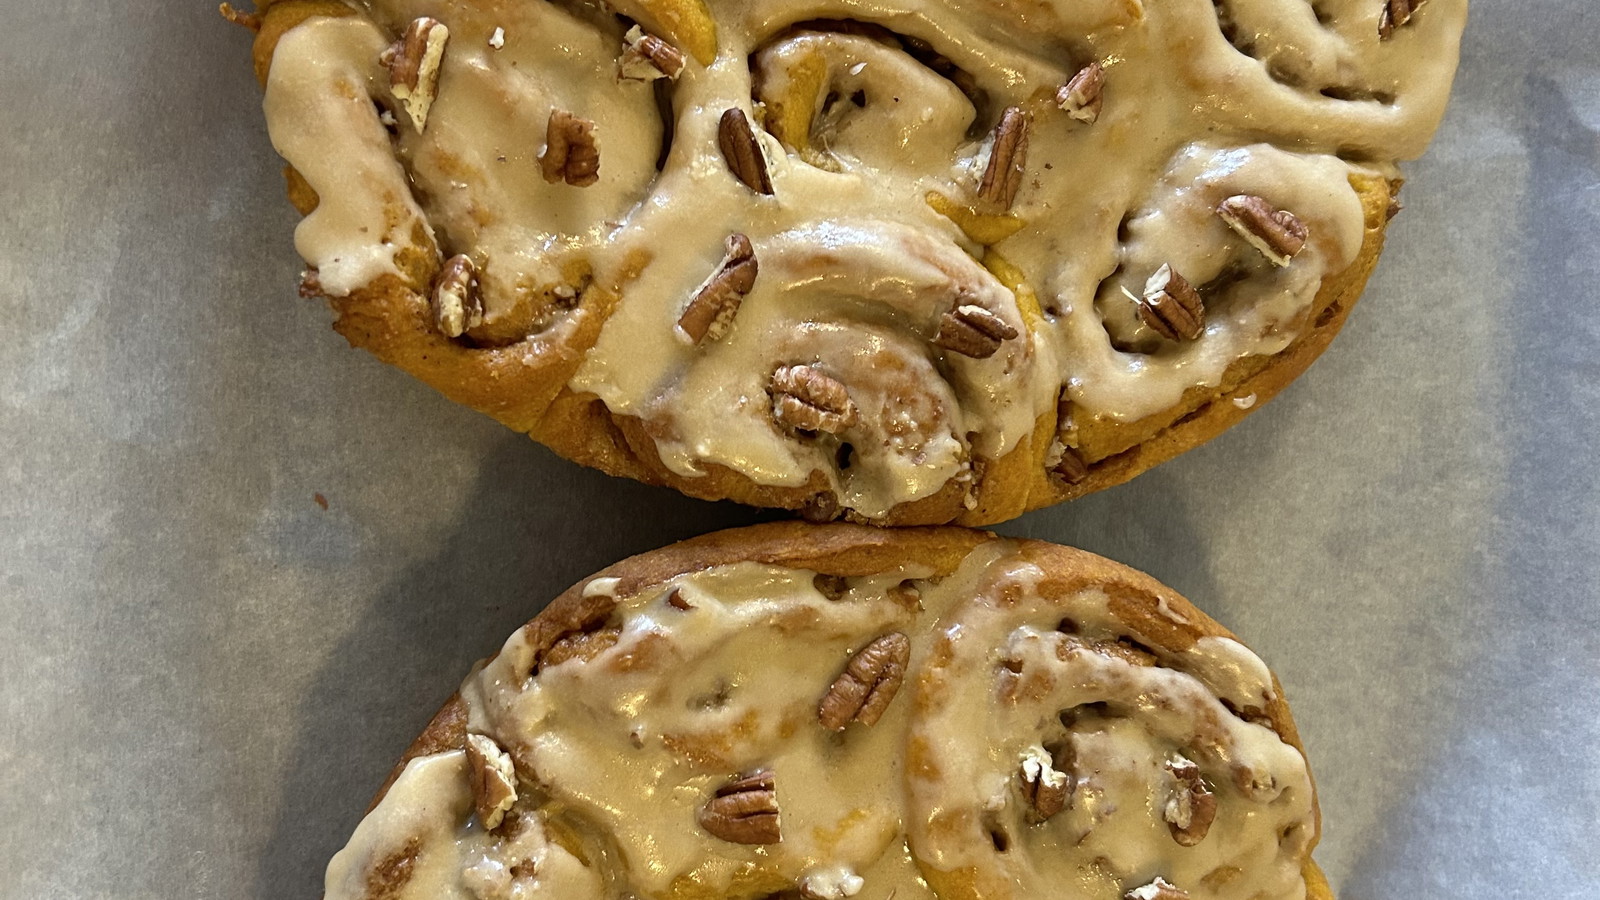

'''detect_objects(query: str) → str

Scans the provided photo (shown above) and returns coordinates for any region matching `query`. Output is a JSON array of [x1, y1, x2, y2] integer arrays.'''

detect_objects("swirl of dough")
[[905, 549, 1316, 900], [1055, 142, 1366, 432], [465, 564, 923, 900], [607, 219, 1052, 520], [752, 29, 976, 174], [352, 0, 666, 343], [1174, 0, 1468, 158]]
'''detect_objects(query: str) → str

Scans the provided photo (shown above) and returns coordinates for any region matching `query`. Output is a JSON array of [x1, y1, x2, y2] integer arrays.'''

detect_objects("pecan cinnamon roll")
[[322, 523, 1330, 900], [235, 0, 1466, 523]]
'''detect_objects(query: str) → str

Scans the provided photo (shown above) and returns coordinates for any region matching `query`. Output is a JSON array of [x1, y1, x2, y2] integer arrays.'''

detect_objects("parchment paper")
[[1, 2, 1595, 897]]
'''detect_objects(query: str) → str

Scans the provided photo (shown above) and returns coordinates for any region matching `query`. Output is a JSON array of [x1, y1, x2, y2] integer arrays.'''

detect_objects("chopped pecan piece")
[[1049, 441, 1089, 485], [1163, 755, 1217, 846], [935, 304, 1019, 359], [666, 588, 694, 610], [698, 770, 781, 844], [977, 107, 1031, 209], [431, 254, 483, 338], [1018, 746, 1072, 823], [813, 573, 850, 601], [464, 733, 518, 830], [771, 365, 857, 434], [801, 491, 841, 522], [1056, 62, 1105, 124], [1379, 0, 1425, 39], [541, 110, 600, 187], [1124, 877, 1191, 900], [298, 269, 323, 299], [818, 633, 911, 730], [677, 234, 758, 344], [382, 17, 449, 132], [1217, 195, 1308, 266], [619, 26, 685, 81], [1136, 265, 1204, 342], [718, 108, 774, 195], [1231, 764, 1280, 801]]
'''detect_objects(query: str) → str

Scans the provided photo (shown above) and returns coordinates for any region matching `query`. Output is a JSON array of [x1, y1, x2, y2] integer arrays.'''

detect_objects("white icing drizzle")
[[327, 541, 1316, 899], [324, 752, 604, 900], [265, 16, 432, 297], [261, 0, 1465, 515]]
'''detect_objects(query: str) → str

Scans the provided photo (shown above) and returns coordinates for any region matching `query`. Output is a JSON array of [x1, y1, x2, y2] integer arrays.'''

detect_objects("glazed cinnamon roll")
[[235, 0, 1466, 523], [323, 523, 1330, 900]]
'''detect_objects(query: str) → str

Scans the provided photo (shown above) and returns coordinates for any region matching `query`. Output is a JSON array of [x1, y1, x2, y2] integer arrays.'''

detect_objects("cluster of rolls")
[[231, 1, 1467, 898]]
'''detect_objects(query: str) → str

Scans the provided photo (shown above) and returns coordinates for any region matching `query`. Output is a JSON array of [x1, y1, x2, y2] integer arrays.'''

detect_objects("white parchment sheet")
[[1, 1, 1596, 897]]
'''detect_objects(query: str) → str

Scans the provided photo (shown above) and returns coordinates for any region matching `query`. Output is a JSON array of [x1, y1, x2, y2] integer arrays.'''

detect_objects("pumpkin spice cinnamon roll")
[[234, 0, 1466, 523], [323, 523, 1330, 900]]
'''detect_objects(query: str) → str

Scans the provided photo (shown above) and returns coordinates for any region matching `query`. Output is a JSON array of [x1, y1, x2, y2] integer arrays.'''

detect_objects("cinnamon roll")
[[323, 522, 1330, 900], [235, 0, 1466, 523]]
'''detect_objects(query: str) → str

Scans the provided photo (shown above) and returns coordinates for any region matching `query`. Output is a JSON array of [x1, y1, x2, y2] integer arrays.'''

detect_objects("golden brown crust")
[[253, 12, 1395, 525], [251, 1, 354, 87], [360, 523, 1323, 895]]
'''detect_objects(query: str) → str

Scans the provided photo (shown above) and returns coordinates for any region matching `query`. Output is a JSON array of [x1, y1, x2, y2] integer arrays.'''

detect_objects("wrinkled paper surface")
[[1, 2, 1597, 897]]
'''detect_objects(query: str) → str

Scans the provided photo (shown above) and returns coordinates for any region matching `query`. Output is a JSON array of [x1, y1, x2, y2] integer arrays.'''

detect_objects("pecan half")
[[619, 26, 685, 81], [1379, 0, 1425, 39], [818, 633, 911, 730], [718, 108, 774, 195], [541, 109, 600, 187], [1124, 877, 1191, 900], [977, 107, 1031, 209], [699, 770, 781, 844], [1018, 746, 1072, 823], [771, 365, 857, 434], [1056, 62, 1105, 124], [1216, 195, 1308, 266], [677, 234, 758, 344], [1163, 755, 1217, 846], [464, 733, 518, 830], [934, 303, 1019, 359], [1136, 265, 1204, 342], [381, 17, 449, 132], [431, 254, 483, 338]]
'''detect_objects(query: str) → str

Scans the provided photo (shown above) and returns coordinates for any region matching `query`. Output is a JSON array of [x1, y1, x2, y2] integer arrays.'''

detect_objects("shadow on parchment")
[[1339, 70, 1600, 897], [251, 435, 765, 897]]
